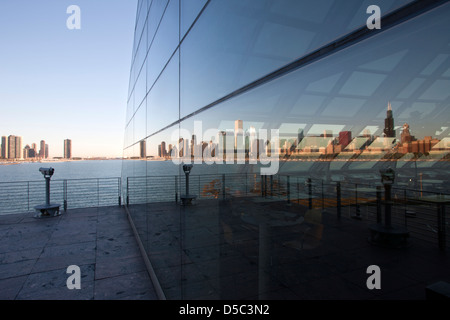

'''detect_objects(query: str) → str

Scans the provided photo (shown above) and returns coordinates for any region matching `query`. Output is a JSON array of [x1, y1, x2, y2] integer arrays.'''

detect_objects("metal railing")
[[125, 173, 449, 250], [126, 173, 263, 205], [0, 177, 121, 215], [1, 172, 447, 250]]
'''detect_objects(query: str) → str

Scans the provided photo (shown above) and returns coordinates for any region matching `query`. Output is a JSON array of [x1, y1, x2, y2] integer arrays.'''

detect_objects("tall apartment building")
[[39, 140, 46, 158], [6, 135, 22, 159], [1, 136, 7, 159], [64, 139, 72, 159]]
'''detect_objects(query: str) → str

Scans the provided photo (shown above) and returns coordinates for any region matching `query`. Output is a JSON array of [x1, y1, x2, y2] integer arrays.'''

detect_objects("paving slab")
[[0, 206, 158, 300]]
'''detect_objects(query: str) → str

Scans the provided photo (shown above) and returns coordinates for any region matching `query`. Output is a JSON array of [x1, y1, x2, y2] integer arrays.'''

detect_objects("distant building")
[[28, 146, 36, 158], [383, 102, 396, 138], [400, 123, 415, 144], [234, 120, 243, 152], [339, 131, 352, 149], [8, 136, 15, 159], [7, 135, 22, 159], [45, 144, 49, 159], [23, 145, 30, 159], [64, 139, 72, 159], [16, 137, 22, 159], [39, 140, 46, 158], [139, 140, 146, 159], [160, 141, 166, 158], [1, 136, 7, 159]]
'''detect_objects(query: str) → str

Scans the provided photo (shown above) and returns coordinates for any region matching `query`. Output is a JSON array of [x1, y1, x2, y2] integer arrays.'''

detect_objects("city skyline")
[[1, 135, 76, 160], [142, 104, 448, 162]]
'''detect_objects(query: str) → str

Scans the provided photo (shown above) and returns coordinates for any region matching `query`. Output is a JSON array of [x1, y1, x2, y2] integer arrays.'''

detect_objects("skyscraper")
[[139, 140, 146, 159], [39, 140, 46, 158], [23, 145, 30, 159], [383, 102, 395, 138], [15, 136, 22, 159], [7, 136, 15, 159], [339, 131, 352, 148], [1, 136, 7, 159], [5, 135, 21, 159], [64, 139, 72, 159], [234, 120, 243, 152], [160, 141, 166, 158]]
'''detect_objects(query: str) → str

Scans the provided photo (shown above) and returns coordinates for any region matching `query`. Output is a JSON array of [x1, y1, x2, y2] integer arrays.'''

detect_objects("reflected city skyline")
[[135, 104, 449, 164]]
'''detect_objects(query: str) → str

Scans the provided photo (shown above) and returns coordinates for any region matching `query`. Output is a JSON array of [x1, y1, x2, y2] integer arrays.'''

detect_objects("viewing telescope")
[[39, 167, 55, 177], [34, 167, 60, 218]]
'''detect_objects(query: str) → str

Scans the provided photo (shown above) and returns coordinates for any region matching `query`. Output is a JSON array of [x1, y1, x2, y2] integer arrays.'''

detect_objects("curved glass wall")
[[123, 0, 450, 300]]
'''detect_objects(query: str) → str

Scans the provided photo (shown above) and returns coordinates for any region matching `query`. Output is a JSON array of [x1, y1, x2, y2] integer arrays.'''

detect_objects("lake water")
[[0, 160, 124, 183]]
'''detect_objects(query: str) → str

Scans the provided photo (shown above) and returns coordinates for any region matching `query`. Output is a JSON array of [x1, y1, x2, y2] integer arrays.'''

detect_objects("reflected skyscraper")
[[383, 102, 395, 138], [140, 140, 146, 159], [234, 119, 243, 152]]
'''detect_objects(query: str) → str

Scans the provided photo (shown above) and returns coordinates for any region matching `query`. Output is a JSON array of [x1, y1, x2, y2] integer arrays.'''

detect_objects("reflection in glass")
[[123, 0, 450, 301]]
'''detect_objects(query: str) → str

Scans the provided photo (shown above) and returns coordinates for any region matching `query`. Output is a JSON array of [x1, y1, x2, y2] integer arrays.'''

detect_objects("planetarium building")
[[122, 0, 450, 299]]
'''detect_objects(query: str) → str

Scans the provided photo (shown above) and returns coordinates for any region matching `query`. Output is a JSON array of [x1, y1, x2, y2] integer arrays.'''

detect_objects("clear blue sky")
[[0, 0, 137, 158]]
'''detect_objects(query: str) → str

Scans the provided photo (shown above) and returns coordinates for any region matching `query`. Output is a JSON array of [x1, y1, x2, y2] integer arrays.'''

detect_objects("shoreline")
[[0, 158, 123, 165]]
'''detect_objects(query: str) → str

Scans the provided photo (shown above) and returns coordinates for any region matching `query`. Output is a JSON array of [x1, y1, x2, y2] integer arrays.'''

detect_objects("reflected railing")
[[125, 172, 449, 250], [0, 177, 122, 215], [124, 171, 449, 299]]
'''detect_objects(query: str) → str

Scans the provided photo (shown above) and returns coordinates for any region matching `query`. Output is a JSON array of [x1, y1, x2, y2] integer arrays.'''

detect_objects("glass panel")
[[132, 1, 149, 72], [133, 61, 147, 113], [146, 0, 179, 90], [146, 52, 179, 136], [180, 0, 207, 38], [125, 91, 134, 126], [134, 99, 147, 143], [180, 0, 415, 117], [128, 37, 147, 102], [147, 0, 169, 50]]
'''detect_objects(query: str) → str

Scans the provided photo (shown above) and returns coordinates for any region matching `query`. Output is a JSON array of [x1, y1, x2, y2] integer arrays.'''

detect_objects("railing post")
[[336, 181, 341, 219], [261, 175, 264, 197], [270, 175, 273, 197], [307, 178, 312, 209], [222, 174, 226, 199], [245, 173, 247, 196], [175, 175, 178, 203], [376, 186, 382, 223], [404, 189, 407, 227], [118, 178, 121, 206], [354, 183, 361, 219], [321, 180, 324, 212], [287, 175, 290, 204], [27, 181, 30, 212], [97, 178, 100, 207], [63, 180, 67, 211], [385, 184, 392, 227], [438, 202, 446, 250], [126, 177, 129, 206]]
